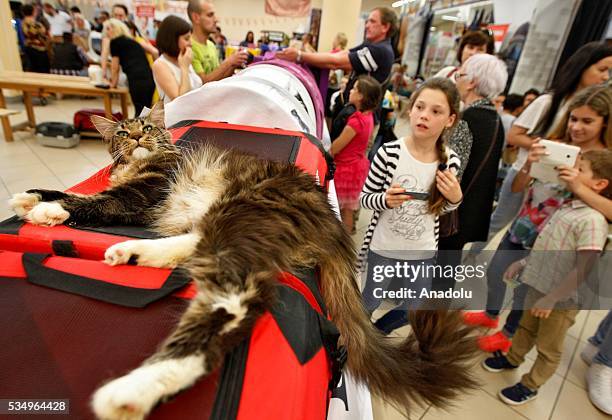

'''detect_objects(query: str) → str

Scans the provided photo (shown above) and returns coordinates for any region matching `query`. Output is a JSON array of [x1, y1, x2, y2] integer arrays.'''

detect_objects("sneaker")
[[586, 362, 612, 415], [482, 351, 518, 373], [462, 311, 499, 329], [580, 341, 599, 366], [498, 383, 538, 405], [478, 331, 512, 353]]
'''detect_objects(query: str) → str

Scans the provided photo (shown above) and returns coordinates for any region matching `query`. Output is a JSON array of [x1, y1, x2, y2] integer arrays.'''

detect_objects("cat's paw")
[[91, 371, 159, 420], [8, 192, 41, 218], [104, 240, 178, 268], [25, 202, 70, 227]]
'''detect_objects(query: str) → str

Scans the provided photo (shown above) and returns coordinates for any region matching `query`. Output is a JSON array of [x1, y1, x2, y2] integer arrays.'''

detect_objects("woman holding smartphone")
[[465, 85, 612, 352], [469, 42, 612, 256]]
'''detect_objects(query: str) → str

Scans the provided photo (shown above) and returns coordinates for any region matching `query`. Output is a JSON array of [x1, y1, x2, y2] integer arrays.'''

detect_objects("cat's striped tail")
[[319, 249, 480, 416]]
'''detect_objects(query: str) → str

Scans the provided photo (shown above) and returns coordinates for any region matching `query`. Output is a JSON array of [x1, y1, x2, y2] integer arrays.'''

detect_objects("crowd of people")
[[8, 2, 612, 415], [292, 9, 612, 414]]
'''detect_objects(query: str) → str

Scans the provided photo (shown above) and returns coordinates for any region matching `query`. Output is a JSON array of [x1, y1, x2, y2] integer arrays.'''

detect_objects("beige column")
[[0, 0, 23, 97], [318, 0, 362, 53]]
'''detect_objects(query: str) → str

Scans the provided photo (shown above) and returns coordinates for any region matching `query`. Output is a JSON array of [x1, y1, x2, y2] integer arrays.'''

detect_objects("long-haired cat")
[[9, 103, 478, 420]]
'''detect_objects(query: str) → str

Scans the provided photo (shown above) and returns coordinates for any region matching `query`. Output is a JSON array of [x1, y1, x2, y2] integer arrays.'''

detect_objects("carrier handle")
[[22, 253, 191, 308]]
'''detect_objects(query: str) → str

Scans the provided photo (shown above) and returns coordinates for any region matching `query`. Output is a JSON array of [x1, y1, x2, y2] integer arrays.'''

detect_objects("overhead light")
[[392, 0, 414, 8], [442, 15, 460, 22]]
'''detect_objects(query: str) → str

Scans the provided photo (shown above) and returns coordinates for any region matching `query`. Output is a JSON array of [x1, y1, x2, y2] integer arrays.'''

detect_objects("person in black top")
[[51, 32, 89, 76], [433, 54, 508, 302], [277, 6, 397, 111], [104, 18, 155, 117]]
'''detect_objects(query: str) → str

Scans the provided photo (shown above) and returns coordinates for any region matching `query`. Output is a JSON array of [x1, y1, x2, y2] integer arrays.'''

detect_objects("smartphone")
[[529, 140, 580, 185], [401, 191, 430, 200]]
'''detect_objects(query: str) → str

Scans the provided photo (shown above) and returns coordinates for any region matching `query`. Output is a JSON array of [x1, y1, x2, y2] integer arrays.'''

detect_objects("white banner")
[[509, 0, 581, 94], [402, 14, 427, 77]]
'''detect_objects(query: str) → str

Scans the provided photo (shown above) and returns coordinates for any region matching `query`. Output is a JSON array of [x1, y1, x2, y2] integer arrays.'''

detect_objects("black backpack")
[[330, 103, 356, 142]]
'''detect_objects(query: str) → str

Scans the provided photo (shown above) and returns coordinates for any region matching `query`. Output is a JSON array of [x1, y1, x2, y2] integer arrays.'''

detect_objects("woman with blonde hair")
[[331, 32, 348, 53], [104, 18, 155, 117]]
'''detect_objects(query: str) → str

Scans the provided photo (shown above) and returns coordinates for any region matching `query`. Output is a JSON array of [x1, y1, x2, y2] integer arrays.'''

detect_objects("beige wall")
[[318, 0, 363, 53], [212, 0, 322, 45]]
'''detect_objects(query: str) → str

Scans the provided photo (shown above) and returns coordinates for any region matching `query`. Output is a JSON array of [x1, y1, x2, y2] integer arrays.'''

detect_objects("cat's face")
[[91, 102, 171, 164]]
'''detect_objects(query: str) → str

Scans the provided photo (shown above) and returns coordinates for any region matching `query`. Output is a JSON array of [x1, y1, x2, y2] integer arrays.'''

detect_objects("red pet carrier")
[[0, 250, 341, 419], [0, 120, 333, 260], [74, 109, 124, 132], [0, 121, 341, 419]]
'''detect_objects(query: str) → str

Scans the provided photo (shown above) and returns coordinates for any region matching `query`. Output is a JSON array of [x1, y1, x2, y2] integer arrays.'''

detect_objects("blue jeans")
[[589, 310, 612, 368], [470, 168, 526, 255], [361, 251, 433, 334], [485, 232, 530, 337]]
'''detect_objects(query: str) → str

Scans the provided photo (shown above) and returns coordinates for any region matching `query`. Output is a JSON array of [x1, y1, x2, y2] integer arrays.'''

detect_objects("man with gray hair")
[[277, 7, 397, 118]]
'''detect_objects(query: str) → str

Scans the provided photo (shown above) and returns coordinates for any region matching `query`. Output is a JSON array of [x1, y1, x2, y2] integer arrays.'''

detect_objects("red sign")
[[488, 24, 510, 43], [136, 5, 155, 18]]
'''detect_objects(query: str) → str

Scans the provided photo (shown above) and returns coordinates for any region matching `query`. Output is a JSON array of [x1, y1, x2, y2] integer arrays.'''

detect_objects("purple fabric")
[[251, 58, 324, 139]]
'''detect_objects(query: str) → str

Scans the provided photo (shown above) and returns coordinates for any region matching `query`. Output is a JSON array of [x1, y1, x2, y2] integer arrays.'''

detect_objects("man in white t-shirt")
[[43, 3, 72, 40]]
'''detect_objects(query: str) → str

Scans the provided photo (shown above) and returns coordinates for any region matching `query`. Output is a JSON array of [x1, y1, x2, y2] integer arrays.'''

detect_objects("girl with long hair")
[[359, 78, 463, 334], [466, 84, 612, 352]]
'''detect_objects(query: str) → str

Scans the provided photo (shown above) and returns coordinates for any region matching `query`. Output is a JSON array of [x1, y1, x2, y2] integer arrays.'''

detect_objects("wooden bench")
[[0, 108, 20, 142]]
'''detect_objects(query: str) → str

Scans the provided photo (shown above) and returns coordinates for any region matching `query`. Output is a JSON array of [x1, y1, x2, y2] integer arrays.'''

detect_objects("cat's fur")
[[9, 103, 479, 420]]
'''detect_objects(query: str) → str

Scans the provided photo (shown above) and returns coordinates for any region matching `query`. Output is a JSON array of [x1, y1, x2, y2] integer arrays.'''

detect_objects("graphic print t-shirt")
[[371, 140, 455, 259]]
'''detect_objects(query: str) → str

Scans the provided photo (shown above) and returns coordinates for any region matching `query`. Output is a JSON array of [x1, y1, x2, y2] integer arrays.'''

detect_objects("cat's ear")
[[90, 115, 117, 140], [147, 101, 165, 128]]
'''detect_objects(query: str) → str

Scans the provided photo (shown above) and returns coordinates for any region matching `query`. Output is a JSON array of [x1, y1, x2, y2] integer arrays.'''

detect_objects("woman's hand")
[[385, 184, 412, 208], [436, 170, 462, 204], [525, 138, 548, 167], [178, 47, 193, 69]]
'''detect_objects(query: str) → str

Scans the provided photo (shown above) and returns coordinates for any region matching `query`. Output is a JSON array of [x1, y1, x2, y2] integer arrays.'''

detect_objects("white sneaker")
[[586, 362, 612, 415], [580, 341, 599, 366]]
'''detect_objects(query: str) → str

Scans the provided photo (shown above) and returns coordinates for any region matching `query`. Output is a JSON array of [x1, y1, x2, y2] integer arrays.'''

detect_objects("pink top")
[[335, 111, 374, 165]]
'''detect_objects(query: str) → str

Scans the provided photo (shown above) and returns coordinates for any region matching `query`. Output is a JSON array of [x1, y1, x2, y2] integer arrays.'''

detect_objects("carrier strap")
[[21, 253, 191, 308]]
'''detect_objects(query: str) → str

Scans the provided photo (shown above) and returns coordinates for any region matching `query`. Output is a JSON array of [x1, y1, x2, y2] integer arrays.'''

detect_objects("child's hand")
[[557, 164, 583, 193], [531, 296, 556, 318], [436, 170, 462, 204], [503, 259, 526, 282], [385, 184, 412, 208]]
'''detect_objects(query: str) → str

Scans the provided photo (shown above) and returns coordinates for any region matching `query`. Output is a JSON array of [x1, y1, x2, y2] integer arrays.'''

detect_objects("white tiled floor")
[[0, 96, 609, 419]]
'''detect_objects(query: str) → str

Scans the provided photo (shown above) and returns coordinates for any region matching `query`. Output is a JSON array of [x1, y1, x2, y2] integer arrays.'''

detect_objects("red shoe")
[[462, 311, 499, 329], [478, 331, 512, 353]]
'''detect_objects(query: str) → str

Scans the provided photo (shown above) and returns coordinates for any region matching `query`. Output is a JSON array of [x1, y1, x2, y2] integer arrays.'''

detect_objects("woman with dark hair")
[[239, 31, 255, 48], [104, 18, 156, 117], [152, 15, 202, 104], [21, 3, 50, 73], [434, 30, 494, 81], [468, 42, 612, 260]]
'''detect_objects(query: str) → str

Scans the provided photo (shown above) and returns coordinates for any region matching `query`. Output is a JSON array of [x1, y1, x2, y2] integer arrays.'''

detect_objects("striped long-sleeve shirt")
[[357, 139, 461, 270]]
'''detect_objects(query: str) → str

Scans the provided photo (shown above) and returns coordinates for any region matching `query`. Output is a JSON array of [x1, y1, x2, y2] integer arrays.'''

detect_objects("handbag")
[[439, 112, 501, 238], [502, 145, 519, 165]]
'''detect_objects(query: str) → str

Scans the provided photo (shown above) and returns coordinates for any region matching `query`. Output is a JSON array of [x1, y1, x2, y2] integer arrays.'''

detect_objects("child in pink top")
[[331, 75, 382, 232]]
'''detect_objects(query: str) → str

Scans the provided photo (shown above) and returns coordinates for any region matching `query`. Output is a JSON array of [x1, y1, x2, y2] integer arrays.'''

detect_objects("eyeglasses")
[[455, 72, 469, 80]]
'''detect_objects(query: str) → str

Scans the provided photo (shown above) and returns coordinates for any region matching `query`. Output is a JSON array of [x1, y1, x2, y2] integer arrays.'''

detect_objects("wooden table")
[[0, 71, 130, 138]]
